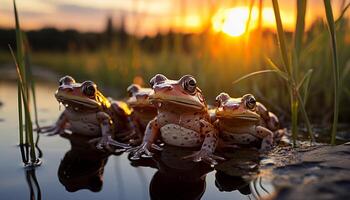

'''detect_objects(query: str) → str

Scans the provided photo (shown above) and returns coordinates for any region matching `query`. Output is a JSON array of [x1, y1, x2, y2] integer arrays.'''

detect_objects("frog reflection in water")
[[126, 84, 157, 144], [40, 76, 132, 151], [131, 74, 224, 165], [129, 146, 213, 200], [58, 134, 110, 192], [215, 172, 252, 195], [214, 93, 284, 152]]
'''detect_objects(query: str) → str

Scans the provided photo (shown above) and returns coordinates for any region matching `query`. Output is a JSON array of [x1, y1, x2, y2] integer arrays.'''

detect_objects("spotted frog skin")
[[130, 74, 224, 165], [214, 93, 284, 152], [39, 76, 132, 151]]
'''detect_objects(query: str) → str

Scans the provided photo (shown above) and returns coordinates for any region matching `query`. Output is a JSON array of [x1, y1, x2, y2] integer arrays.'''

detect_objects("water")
[[0, 80, 273, 200]]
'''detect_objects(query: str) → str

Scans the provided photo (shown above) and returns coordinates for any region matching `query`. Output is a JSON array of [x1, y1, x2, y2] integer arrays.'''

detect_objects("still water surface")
[[0, 81, 273, 200]]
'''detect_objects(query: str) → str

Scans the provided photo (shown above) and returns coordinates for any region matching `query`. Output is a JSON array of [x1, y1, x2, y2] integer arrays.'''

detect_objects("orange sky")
[[0, 0, 348, 37]]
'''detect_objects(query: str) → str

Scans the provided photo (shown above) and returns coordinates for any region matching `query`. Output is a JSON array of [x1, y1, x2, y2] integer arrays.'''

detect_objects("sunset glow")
[[0, 0, 347, 36], [212, 7, 250, 37], [211, 6, 293, 37]]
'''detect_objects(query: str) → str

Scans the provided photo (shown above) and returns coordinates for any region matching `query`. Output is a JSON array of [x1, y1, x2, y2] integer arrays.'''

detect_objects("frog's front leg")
[[184, 120, 224, 166], [256, 103, 281, 131], [92, 112, 131, 151], [39, 111, 67, 135], [254, 126, 274, 152], [130, 117, 162, 160]]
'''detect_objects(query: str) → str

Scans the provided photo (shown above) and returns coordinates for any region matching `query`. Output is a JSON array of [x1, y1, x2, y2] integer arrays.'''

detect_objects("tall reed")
[[291, 0, 307, 146], [10, 0, 41, 167], [323, 0, 339, 145]]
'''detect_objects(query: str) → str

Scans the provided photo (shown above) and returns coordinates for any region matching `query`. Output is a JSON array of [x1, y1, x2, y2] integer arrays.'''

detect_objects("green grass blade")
[[265, 57, 289, 81], [13, 0, 25, 146], [293, 0, 308, 146], [294, 0, 307, 61], [17, 85, 24, 145], [291, 91, 298, 146], [12, 0, 38, 164], [302, 71, 312, 105], [232, 70, 285, 85], [272, 0, 291, 75], [9, 45, 37, 163], [13, 0, 25, 80], [23, 33, 40, 129], [297, 69, 313, 90], [296, 68, 313, 105], [323, 0, 340, 145], [335, 2, 350, 24], [296, 90, 315, 142]]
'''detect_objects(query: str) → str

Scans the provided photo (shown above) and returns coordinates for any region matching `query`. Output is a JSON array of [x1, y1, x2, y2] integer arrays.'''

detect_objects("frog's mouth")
[[149, 94, 204, 110], [216, 109, 260, 122], [55, 92, 100, 109]]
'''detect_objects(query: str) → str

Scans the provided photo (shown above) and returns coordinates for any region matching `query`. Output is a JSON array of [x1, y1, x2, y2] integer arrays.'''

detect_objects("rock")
[[268, 143, 350, 200]]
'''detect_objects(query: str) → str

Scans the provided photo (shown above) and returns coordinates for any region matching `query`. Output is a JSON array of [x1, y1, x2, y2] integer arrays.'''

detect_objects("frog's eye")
[[150, 74, 167, 88], [215, 93, 230, 106], [127, 84, 140, 97], [182, 76, 197, 94], [59, 75, 75, 86], [82, 81, 97, 97], [245, 95, 256, 109]]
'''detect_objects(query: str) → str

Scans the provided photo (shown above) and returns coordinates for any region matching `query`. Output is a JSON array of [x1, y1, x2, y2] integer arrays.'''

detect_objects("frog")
[[213, 93, 284, 152], [130, 74, 224, 165], [126, 84, 157, 144], [39, 75, 132, 151], [126, 84, 157, 128]]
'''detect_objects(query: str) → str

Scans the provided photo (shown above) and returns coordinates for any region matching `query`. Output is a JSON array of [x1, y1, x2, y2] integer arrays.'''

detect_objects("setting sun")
[[212, 7, 251, 37], [211, 6, 286, 37]]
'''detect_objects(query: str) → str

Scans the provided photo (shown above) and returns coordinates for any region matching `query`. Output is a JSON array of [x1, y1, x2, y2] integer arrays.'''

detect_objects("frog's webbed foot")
[[129, 143, 163, 160], [89, 135, 131, 152], [183, 150, 225, 166]]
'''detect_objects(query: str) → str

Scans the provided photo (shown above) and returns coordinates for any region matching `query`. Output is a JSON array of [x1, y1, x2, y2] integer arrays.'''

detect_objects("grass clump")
[[10, 0, 41, 167], [234, 0, 315, 145]]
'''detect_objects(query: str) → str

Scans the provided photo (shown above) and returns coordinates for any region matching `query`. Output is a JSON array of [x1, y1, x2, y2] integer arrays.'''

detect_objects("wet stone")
[[262, 143, 350, 200]]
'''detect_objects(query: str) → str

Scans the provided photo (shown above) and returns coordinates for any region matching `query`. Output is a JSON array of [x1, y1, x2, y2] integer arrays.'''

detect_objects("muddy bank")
[[263, 142, 350, 200]]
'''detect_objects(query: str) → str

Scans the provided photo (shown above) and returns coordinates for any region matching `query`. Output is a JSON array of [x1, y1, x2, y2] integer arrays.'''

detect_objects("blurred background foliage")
[[0, 0, 349, 125]]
